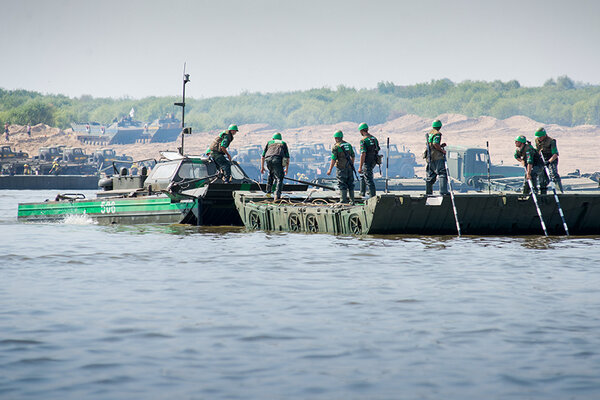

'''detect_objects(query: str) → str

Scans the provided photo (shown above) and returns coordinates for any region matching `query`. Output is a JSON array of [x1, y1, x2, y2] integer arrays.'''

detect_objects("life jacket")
[[264, 139, 287, 158], [516, 142, 542, 167], [426, 129, 445, 161], [362, 136, 380, 165], [535, 136, 558, 161], [333, 141, 353, 169], [209, 131, 234, 154]]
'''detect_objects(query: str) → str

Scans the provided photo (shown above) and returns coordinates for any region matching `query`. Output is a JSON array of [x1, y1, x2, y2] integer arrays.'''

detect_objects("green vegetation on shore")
[[1, 76, 599, 131]]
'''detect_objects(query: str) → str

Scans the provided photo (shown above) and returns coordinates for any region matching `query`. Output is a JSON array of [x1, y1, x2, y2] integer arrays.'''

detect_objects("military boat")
[[233, 190, 600, 235], [17, 152, 306, 225]]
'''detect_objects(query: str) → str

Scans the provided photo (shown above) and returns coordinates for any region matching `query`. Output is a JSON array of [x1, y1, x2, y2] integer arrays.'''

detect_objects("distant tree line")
[[1, 76, 599, 132]]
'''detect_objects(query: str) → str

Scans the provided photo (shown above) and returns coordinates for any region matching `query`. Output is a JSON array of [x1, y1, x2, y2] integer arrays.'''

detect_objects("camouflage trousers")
[[266, 156, 284, 198], [360, 163, 376, 197], [426, 158, 447, 184], [211, 153, 231, 182], [426, 158, 449, 195], [522, 165, 545, 194], [541, 161, 563, 192], [336, 167, 354, 191]]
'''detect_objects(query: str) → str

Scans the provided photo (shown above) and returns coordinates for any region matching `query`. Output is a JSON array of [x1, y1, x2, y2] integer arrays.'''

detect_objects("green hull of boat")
[[18, 195, 196, 225]]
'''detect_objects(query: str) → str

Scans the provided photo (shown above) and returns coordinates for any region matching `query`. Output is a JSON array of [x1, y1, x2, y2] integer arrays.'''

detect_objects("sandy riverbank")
[[3, 114, 598, 175]]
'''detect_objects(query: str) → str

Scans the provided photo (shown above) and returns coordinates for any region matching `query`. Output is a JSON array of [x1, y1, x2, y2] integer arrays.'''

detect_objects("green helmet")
[[228, 124, 239, 132], [333, 130, 343, 138], [515, 135, 526, 143], [358, 122, 368, 131], [534, 127, 546, 137], [432, 119, 442, 129], [272, 132, 282, 140]]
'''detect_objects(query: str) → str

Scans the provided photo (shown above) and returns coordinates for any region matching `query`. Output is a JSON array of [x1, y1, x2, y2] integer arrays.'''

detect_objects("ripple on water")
[[80, 363, 122, 370], [0, 339, 44, 346], [10, 357, 61, 365]]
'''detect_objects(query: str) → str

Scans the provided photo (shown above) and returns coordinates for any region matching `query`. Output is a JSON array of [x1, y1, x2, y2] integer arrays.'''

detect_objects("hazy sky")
[[1, 0, 599, 99]]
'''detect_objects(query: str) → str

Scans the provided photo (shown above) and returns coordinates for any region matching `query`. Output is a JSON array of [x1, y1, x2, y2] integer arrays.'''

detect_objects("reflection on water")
[[2, 191, 600, 399]]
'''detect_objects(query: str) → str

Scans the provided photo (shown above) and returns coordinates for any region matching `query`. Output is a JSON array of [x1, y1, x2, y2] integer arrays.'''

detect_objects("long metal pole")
[[175, 63, 190, 155], [444, 157, 461, 237], [540, 153, 569, 236], [180, 65, 187, 155], [528, 179, 548, 236], [284, 176, 336, 190], [486, 141, 491, 194], [385, 137, 389, 193]]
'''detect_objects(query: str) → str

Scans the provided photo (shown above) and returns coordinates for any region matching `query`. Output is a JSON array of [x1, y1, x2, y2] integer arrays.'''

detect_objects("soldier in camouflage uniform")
[[260, 132, 290, 201], [425, 119, 449, 195], [514, 135, 544, 194], [327, 130, 355, 204], [206, 124, 238, 182], [535, 127, 563, 193], [357, 122, 380, 198]]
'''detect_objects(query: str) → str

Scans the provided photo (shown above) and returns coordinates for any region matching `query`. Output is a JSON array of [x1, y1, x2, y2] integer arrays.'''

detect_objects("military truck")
[[232, 145, 263, 180], [384, 144, 419, 178], [0, 146, 29, 163], [288, 144, 330, 180], [91, 148, 134, 174], [37, 146, 63, 162], [62, 147, 90, 163], [0, 146, 29, 175], [91, 148, 133, 165], [445, 146, 523, 188]]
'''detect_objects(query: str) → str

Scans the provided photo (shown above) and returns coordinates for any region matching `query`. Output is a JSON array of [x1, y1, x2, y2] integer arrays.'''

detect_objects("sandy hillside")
[[3, 115, 599, 175]]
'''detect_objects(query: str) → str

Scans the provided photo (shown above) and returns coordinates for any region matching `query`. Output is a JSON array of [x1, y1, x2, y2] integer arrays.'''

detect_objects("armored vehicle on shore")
[[145, 114, 182, 143], [73, 115, 145, 145]]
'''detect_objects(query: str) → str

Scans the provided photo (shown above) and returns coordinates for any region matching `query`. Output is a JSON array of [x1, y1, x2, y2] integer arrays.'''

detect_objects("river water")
[[1, 190, 600, 399]]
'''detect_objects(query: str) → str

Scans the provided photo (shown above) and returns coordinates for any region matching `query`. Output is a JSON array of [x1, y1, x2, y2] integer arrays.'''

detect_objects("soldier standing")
[[327, 130, 356, 204], [535, 127, 563, 193], [514, 135, 544, 194], [425, 119, 449, 195], [260, 132, 290, 201], [206, 124, 239, 182], [357, 122, 380, 198]]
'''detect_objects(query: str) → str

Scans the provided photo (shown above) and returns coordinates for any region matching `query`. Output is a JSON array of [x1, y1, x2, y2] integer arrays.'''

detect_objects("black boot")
[[426, 181, 433, 195], [439, 176, 449, 195], [556, 178, 564, 193], [340, 189, 349, 204]]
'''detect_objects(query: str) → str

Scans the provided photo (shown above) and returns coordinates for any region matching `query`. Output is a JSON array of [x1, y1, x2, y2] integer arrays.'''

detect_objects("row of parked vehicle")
[[231, 142, 420, 181], [0, 145, 134, 175]]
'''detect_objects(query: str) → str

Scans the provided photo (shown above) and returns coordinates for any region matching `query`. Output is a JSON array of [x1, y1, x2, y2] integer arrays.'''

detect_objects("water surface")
[[1, 190, 599, 399]]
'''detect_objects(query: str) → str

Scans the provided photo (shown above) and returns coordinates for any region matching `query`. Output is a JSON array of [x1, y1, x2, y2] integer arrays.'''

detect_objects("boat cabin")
[[98, 155, 250, 195]]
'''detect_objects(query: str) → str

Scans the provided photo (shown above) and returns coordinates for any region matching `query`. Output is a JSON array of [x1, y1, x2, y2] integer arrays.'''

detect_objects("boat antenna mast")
[[175, 63, 191, 155]]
